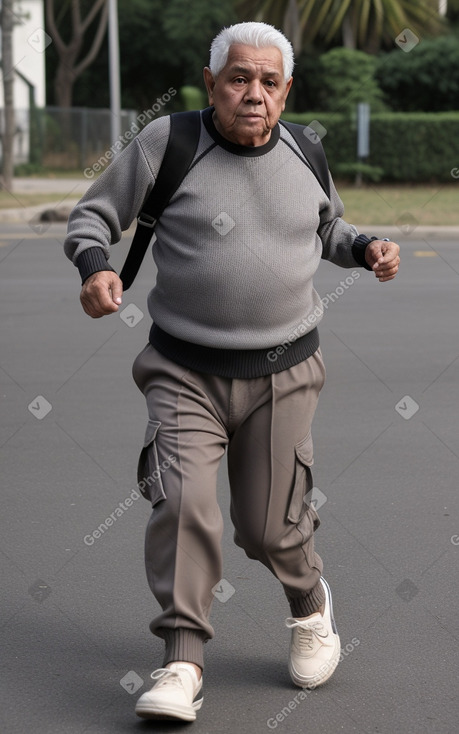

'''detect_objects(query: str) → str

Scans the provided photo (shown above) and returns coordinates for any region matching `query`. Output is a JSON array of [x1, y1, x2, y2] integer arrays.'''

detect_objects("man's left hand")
[[365, 240, 400, 282]]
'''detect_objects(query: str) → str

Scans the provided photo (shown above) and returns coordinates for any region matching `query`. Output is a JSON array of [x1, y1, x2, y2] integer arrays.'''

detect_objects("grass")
[[337, 183, 459, 227], [1, 181, 458, 226]]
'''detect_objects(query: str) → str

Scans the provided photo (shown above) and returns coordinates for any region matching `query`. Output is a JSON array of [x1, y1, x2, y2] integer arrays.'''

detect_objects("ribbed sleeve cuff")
[[352, 234, 379, 271], [76, 247, 116, 284]]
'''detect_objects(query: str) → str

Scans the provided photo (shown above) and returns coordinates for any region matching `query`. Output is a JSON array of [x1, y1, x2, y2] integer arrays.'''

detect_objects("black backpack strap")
[[279, 119, 331, 199], [120, 109, 202, 290]]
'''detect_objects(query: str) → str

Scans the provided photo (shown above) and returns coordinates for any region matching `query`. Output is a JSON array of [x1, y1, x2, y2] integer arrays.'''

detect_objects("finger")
[[380, 244, 400, 261], [81, 273, 123, 317], [373, 255, 400, 271], [80, 291, 104, 318], [375, 265, 399, 281], [80, 288, 113, 318], [91, 285, 120, 314], [110, 277, 123, 307]]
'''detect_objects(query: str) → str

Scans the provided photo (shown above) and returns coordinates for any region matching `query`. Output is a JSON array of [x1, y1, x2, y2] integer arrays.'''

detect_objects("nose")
[[244, 79, 263, 104]]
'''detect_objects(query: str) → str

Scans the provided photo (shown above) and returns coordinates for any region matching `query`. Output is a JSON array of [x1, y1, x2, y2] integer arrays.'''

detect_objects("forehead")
[[222, 43, 284, 76]]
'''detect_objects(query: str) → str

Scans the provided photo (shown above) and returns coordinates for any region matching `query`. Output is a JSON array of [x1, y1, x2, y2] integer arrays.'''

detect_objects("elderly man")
[[65, 21, 400, 722]]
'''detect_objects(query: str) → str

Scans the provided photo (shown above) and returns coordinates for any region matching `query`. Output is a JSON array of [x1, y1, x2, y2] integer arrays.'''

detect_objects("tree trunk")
[[1, 0, 15, 190], [54, 63, 77, 109], [54, 63, 76, 152], [342, 14, 356, 49], [283, 0, 302, 55], [46, 0, 109, 110]]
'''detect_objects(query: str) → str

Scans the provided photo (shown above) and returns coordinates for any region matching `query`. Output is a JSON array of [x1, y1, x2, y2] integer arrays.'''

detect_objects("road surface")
[[1, 223, 458, 733]]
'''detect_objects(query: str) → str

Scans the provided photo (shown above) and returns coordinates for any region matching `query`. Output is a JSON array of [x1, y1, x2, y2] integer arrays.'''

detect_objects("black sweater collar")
[[202, 106, 280, 157]]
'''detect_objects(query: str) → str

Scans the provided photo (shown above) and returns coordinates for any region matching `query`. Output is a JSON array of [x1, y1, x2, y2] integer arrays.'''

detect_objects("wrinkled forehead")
[[223, 43, 284, 77]]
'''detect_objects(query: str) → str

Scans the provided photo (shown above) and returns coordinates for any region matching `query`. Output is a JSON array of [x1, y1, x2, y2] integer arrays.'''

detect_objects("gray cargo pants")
[[132, 344, 326, 669]]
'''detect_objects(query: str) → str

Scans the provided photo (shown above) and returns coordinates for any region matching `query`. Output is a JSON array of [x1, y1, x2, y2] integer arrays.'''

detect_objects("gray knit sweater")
[[65, 108, 366, 367]]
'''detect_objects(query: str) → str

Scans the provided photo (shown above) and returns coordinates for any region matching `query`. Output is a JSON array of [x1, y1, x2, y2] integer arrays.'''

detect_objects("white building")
[[0, 0, 47, 163], [1, 0, 47, 106]]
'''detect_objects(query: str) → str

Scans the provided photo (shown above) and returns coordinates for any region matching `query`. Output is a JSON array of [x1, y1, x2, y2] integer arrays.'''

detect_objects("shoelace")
[[150, 668, 183, 688], [286, 618, 332, 651], [296, 621, 326, 651]]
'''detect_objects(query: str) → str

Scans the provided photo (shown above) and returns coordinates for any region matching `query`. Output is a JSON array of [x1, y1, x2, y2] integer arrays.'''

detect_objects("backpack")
[[120, 108, 331, 290]]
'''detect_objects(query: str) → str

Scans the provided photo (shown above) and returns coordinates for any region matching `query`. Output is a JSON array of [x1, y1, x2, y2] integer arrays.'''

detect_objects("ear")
[[281, 77, 294, 112], [203, 67, 216, 105]]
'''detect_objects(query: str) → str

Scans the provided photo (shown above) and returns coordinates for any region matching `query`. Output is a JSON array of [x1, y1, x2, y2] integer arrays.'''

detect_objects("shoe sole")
[[135, 697, 203, 721], [288, 635, 340, 689]]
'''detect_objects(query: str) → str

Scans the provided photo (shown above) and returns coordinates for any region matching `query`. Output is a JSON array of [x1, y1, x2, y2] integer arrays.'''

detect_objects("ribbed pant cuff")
[[159, 628, 207, 669], [286, 579, 325, 618]]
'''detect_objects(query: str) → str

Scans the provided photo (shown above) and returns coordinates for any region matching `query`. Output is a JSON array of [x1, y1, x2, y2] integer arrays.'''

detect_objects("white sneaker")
[[135, 663, 203, 721], [286, 577, 341, 688]]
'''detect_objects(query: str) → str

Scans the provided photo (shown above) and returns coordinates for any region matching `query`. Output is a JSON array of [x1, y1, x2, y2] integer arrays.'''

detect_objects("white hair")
[[209, 22, 294, 82]]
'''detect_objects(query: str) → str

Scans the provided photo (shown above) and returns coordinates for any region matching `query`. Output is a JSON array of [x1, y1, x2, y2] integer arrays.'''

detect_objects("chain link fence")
[[0, 106, 139, 171]]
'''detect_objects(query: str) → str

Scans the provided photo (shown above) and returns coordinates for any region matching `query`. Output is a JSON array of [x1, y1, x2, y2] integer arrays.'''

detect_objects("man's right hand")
[[80, 271, 123, 318]]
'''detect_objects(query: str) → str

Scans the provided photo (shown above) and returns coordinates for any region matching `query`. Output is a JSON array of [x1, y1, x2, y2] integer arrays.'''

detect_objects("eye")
[[234, 77, 246, 84], [265, 80, 276, 88]]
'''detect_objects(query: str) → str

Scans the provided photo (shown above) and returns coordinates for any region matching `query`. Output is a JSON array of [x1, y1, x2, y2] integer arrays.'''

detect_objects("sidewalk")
[[1, 177, 458, 238], [12, 177, 92, 195], [0, 177, 93, 225]]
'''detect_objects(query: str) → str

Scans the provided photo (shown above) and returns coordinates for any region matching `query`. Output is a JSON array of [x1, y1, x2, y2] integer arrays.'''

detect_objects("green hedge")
[[282, 111, 459, 182]]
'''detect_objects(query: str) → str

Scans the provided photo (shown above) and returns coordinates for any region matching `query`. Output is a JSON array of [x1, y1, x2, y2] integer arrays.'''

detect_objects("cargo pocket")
[[287, 431, 321, 532], [136, 419, 167, 507]]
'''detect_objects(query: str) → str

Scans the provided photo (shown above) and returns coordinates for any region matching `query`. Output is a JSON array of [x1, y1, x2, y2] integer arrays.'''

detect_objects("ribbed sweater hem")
[[149, 324, 320, 379]]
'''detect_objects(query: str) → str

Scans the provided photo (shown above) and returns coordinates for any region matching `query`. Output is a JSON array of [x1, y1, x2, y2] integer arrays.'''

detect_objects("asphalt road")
[[1, 223, 459, 734]]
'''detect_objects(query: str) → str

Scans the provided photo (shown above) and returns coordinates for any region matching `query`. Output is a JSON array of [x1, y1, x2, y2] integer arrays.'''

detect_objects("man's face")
[[203, 44, 293, 147]]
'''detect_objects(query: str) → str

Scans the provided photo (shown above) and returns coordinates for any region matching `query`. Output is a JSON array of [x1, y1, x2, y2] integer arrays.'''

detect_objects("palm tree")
[[235, 0, 445, 53]]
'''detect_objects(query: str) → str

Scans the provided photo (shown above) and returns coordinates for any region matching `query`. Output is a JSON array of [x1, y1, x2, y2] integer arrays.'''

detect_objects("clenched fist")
[[80, 271, 124, 318]]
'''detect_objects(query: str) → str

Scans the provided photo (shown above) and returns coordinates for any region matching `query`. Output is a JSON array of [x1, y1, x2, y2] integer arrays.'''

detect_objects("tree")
[[45, 0, 236, 112], [45, 0, 109, 108], [162, 0, 237, 86], [375, 35, 459, 111], [313, 47, 387, 113], [236, 0, 445, 53], [0, 0, 15, 189]]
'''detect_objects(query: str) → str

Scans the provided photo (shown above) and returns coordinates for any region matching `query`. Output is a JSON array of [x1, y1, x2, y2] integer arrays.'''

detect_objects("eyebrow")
[[228, 65, 282, 78]]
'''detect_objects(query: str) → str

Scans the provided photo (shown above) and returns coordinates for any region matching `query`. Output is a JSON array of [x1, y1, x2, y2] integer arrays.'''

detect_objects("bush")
[[334, 162, 384, 183], [375, 36, 459, 112], [282, 111, 459, 182], [293, 48, 387, 114], [14, 162, 47, 177], [180, 86, 207, 111], [369, 112, 459, 181]]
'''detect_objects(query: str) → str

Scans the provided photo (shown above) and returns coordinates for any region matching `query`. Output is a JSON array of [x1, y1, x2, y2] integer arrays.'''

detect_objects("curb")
[[0, 199, 81, 224], [1, 202, 458, 238], [356, 225, 459, 240]]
